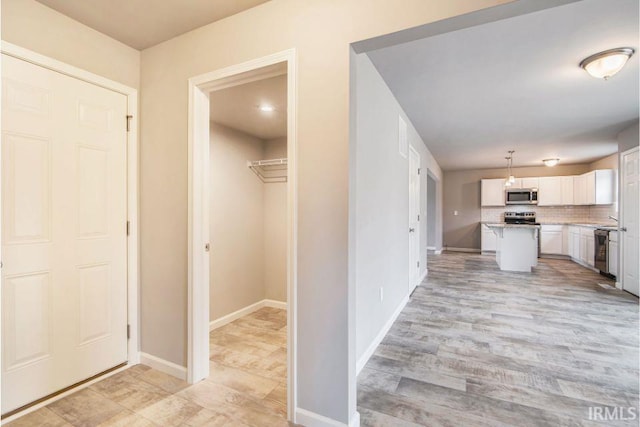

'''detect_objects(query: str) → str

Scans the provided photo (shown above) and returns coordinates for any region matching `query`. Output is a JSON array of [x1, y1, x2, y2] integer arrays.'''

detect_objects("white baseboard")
[[356, 295, 409, 375], [615, 281, 621, 289], [139, 352, 187, 381], [426, 246, 436, 250], [445, 247, 481, 253], [209, 298, 287, 331], [434, 249, 442, 255], [296, 408, 358, 427], [1, 363, 132, 425]]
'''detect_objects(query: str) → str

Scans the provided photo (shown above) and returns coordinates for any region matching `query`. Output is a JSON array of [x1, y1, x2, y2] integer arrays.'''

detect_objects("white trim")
[[615, 281, 622, 290], [139, 353, 187, 381], [187, 49, 298, 422], [350, 411, 361, 427], [619, 146, 639, 295], [445, 247, 481, 253], [434, 249, 443, 255], [1, 364, 131, 425], [0, 42, 141, 368], [408, 144, 421, 294], [356, 295, 409, 375], [426, 246, 437, 250], [209, 299, 288, 331], [296, 408, 356, 427], [417, 268, 428, 285]]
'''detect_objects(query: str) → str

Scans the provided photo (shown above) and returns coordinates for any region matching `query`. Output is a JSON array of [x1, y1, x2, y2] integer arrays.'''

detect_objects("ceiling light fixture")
[[580, 48, 634, 80], [504, 150, 515, 187], [543, 158, 560, 167], [258, 104, 275, 112]]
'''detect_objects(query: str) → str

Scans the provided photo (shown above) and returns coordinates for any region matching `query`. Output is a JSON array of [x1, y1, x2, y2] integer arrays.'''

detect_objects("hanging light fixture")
[[580, 48, 634, 80], [504, 150, 516, 187]]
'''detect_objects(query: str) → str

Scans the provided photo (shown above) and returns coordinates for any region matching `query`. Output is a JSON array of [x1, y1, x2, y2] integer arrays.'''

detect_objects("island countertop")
[[484, 223, 541, 229]]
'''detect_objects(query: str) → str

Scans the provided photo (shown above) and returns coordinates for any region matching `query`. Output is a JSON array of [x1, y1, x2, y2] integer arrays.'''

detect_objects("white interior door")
[[408, 146, 420, 293], [1, 54, 128, 413], [621, 147, 639, 297]]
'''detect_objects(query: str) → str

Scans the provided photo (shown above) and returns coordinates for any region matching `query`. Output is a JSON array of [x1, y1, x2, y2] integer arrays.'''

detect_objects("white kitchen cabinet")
[[609, 231, 618, 278], [538, 177, 563, 206], [481, 179, 506, 206], [573, 170, 614, 205], [569, 226, 580, 260], [561, 176, 575, 205], [540, 225, 565, 255], [580, 227, 595, 267], [481, 224, 497, 252], [521, 177, 539, 189], [593, 169, 615, 205], [574, 174, 587, 205]]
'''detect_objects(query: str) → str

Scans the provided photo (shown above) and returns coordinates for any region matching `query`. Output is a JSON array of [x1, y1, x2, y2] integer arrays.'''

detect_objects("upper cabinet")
[[521, 177, 539, 189], [481, 169, 614, 207], [574, 170, 615, 205], [481, 178, 506, 206], [538, 177, 563, 206]]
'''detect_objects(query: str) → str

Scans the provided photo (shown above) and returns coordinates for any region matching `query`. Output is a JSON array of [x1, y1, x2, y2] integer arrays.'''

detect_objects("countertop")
[[484, 223, 540, 229], [481, 221, 618, 230]]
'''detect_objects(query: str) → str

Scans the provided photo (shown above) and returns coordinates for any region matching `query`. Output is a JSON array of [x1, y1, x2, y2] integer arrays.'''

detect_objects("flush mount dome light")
[[543, 158, 560, 167], [580, 48, 634, 80], [258, 104, 275, 112]]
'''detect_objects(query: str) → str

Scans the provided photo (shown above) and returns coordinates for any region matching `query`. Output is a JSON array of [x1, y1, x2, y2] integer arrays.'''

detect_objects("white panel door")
[[408, 146, 420, 293], [2, 54, 128, 413], [621, 148, 639, 296]]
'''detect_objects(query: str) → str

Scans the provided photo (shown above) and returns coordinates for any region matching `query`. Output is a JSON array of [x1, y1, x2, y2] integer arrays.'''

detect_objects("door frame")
[[187, 49, 297, 420], [619, 146, 639, 295], [0, 40, 140, 399], [408, 144, 421, 293]]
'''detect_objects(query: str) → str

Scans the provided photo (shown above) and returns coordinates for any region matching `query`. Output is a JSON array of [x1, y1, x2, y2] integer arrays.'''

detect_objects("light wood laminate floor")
[[358, 252, 639, 427], [7, 307, 290, 427]]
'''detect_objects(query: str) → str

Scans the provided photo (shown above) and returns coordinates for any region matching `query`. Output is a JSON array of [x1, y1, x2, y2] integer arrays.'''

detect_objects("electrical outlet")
[[379, 287, 384, 302]]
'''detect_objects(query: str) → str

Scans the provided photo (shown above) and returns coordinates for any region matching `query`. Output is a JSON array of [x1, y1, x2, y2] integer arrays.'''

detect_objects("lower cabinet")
[[609, 231, 618, 277], [481, 224, 497, 252], [567, 225, 596, 268], [540, 225, 566, 255]]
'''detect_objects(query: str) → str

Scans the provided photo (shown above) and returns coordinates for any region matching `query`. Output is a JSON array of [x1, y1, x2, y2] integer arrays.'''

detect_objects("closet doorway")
[[187, 50, 297, 422]]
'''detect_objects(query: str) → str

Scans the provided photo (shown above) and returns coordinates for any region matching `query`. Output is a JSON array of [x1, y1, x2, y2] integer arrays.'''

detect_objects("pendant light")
[[504, 150, 515, 187]]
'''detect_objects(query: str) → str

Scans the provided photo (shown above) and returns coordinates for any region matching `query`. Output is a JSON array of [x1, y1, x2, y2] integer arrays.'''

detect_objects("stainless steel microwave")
[[506, 188, 538, 205]]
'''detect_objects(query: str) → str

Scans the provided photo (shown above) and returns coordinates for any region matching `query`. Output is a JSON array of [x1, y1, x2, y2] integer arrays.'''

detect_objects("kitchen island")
[[485, 223, 540, 272]]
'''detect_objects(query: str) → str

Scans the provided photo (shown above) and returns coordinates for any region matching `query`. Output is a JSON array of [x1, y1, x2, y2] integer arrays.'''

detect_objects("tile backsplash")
[[481, 204, 617, 224]]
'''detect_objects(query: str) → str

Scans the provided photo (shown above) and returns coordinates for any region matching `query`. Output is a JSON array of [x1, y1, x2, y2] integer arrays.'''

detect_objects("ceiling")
[[367, 0, 639, 171], [36, 0, 271, 49], [210, 74, 287, 140]]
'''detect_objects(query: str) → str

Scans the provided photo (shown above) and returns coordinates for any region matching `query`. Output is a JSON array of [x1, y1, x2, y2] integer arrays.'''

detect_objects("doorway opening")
[[187, 50, 297, 422], [207, 71, 289, 420]]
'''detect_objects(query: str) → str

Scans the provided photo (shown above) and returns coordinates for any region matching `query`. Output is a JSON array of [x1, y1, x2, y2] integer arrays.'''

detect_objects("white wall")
[[618, 120, 639, 152], [1, 0, 140, 89], [427, 175, 437, 247], [263, 137, 287, 303], [354, 53, 443, 365], [209, 123, 266, 320]]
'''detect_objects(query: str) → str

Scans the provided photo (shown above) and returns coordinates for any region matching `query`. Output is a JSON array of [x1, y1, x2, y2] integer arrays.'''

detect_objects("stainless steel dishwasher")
[[594, 229, 610, 275]]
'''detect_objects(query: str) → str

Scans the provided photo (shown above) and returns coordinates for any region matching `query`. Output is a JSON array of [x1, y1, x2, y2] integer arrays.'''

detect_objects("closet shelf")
[[247, 158, 288, 183]]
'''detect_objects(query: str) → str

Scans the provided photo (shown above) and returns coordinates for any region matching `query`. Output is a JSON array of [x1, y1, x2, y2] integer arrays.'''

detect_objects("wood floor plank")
[[358, 252, 639, 427]]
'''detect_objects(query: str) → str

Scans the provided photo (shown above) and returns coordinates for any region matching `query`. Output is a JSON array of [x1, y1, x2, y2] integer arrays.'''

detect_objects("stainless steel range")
[[504, 212, 541, 257]]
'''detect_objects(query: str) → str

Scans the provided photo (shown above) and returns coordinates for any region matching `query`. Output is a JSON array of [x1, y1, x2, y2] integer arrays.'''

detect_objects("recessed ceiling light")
[[258, 104, 275, 112], [543, 158, 560, 167], [580, 48, 634, 80]]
